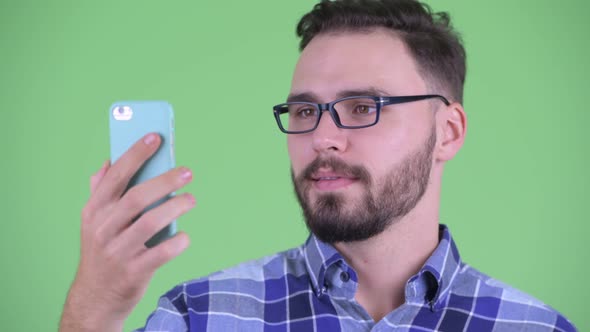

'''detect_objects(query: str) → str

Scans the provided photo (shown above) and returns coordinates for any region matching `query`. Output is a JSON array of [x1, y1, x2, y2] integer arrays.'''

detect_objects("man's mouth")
[[309, 171, 358, 191]]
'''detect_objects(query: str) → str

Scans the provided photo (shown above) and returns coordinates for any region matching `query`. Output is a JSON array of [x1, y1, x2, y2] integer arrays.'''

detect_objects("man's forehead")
[[290, 29, 427, 100]]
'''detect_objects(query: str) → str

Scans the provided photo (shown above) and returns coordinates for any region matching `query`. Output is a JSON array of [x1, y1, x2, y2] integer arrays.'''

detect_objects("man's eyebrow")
[[286, 87, 391, 103], [286, 92, 319, 103], [336, 87, 391, 99]]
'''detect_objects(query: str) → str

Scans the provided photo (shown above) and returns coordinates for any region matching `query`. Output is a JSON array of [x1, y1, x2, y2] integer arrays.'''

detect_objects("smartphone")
[[109, 101, 176, 248]]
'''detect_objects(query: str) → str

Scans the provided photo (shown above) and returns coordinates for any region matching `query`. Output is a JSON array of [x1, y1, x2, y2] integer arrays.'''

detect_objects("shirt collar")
[[302, 233, 345, 296], [302, 224, 463, 309], [412, 224, 463, 310]]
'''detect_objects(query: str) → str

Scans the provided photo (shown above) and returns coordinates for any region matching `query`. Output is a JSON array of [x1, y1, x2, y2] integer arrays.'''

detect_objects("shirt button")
[[340, 271, 350, 282]]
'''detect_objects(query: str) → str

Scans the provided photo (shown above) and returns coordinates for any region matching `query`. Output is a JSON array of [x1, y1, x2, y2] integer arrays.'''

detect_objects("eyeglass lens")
[[278, 97, 378, 132]]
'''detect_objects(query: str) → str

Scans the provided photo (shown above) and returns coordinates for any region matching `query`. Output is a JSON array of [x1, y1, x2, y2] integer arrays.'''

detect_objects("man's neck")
[[332, 191, 440, 322]]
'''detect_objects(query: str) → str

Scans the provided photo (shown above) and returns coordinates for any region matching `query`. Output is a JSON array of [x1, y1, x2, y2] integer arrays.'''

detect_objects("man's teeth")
[[320, 177, 340, 180]]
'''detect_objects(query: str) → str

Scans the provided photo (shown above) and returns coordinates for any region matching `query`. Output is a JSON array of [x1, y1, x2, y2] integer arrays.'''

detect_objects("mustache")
[[298, 156, 371, 185]]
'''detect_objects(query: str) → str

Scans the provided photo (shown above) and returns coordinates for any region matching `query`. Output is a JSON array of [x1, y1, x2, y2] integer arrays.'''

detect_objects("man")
[[60, 0, 577, 331]]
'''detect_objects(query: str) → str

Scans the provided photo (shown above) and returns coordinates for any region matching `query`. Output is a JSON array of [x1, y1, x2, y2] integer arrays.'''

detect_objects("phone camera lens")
[[113, 105, 133, 121]]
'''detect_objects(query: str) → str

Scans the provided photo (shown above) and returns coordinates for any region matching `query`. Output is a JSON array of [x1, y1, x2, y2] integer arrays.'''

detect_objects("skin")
[[59, 28, 466, 331], [288, 28, 466, 321]]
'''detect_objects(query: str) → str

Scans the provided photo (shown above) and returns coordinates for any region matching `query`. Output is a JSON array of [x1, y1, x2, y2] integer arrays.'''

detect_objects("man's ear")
[[435, 102, 467, 162]]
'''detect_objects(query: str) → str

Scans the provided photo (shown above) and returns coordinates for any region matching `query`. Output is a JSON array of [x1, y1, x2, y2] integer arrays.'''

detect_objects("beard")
[[292, 127, 436, 244]]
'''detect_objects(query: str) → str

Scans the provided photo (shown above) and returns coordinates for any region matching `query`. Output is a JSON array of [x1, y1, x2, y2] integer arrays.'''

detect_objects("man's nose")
[[311, 109, 349, 153]]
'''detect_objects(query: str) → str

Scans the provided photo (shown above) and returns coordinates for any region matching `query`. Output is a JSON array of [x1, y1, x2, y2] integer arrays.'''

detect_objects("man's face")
[[288, 29, 439, 243]]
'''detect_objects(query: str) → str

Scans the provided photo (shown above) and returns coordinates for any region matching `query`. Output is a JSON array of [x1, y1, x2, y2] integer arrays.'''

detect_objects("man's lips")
[[309, 172, 358, 191]]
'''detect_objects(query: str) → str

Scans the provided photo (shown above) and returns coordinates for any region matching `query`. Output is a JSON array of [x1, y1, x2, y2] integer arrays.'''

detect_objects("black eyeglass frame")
[[273, 94, 450, 134]]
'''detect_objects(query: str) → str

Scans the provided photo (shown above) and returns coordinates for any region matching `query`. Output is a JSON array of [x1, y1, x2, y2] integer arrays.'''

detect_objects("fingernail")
[[144, 134, 157, 145], [180, 168, 192, 181], [186, 193, 196, 205], [94, 160, 109, 175]]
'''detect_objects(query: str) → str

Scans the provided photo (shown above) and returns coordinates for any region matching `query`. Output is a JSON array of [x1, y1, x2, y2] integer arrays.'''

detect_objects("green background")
[[0, 0, 587, 330]]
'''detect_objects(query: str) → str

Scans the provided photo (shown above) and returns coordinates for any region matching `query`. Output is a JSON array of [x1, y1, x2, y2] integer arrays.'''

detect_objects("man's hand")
[[59, 133, 195, 332]]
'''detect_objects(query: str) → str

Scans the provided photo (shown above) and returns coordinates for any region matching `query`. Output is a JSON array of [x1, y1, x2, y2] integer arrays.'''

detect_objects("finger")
[[113, 192, 195, 256], [90, 160, 111, 194], [100, 167, 193, 239], [135, 231, 190, 274], [91, 133, 161, 207]]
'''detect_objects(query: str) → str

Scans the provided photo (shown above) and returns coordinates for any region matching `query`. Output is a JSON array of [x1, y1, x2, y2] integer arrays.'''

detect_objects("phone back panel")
[[109, 101, 176, 247]]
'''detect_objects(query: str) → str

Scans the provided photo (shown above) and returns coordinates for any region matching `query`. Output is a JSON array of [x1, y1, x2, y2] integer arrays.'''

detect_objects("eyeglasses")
[[273, 94, 450, 134]]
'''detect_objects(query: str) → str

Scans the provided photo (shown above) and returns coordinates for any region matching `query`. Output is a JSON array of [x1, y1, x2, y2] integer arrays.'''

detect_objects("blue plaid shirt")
[[135, 225, 576, 331]]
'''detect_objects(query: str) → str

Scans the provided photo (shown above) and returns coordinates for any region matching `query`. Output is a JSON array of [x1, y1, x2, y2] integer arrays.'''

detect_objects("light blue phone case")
[[109, 101, 176, 248]]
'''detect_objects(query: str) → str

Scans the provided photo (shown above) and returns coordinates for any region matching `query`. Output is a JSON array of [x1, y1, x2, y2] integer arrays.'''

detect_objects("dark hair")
[[296, 0, 466, 103]]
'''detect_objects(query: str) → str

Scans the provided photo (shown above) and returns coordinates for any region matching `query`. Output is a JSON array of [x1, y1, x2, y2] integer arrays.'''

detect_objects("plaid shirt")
[[135, 225, 576, 331]]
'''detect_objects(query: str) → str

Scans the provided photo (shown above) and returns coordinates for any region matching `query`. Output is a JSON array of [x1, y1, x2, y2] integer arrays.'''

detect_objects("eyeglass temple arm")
[[381, 95, 450, 106]]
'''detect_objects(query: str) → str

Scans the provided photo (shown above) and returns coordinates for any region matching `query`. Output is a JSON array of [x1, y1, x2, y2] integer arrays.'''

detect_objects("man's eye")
[[296, 108, 316, 118], [353, 104, 376, 114]]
